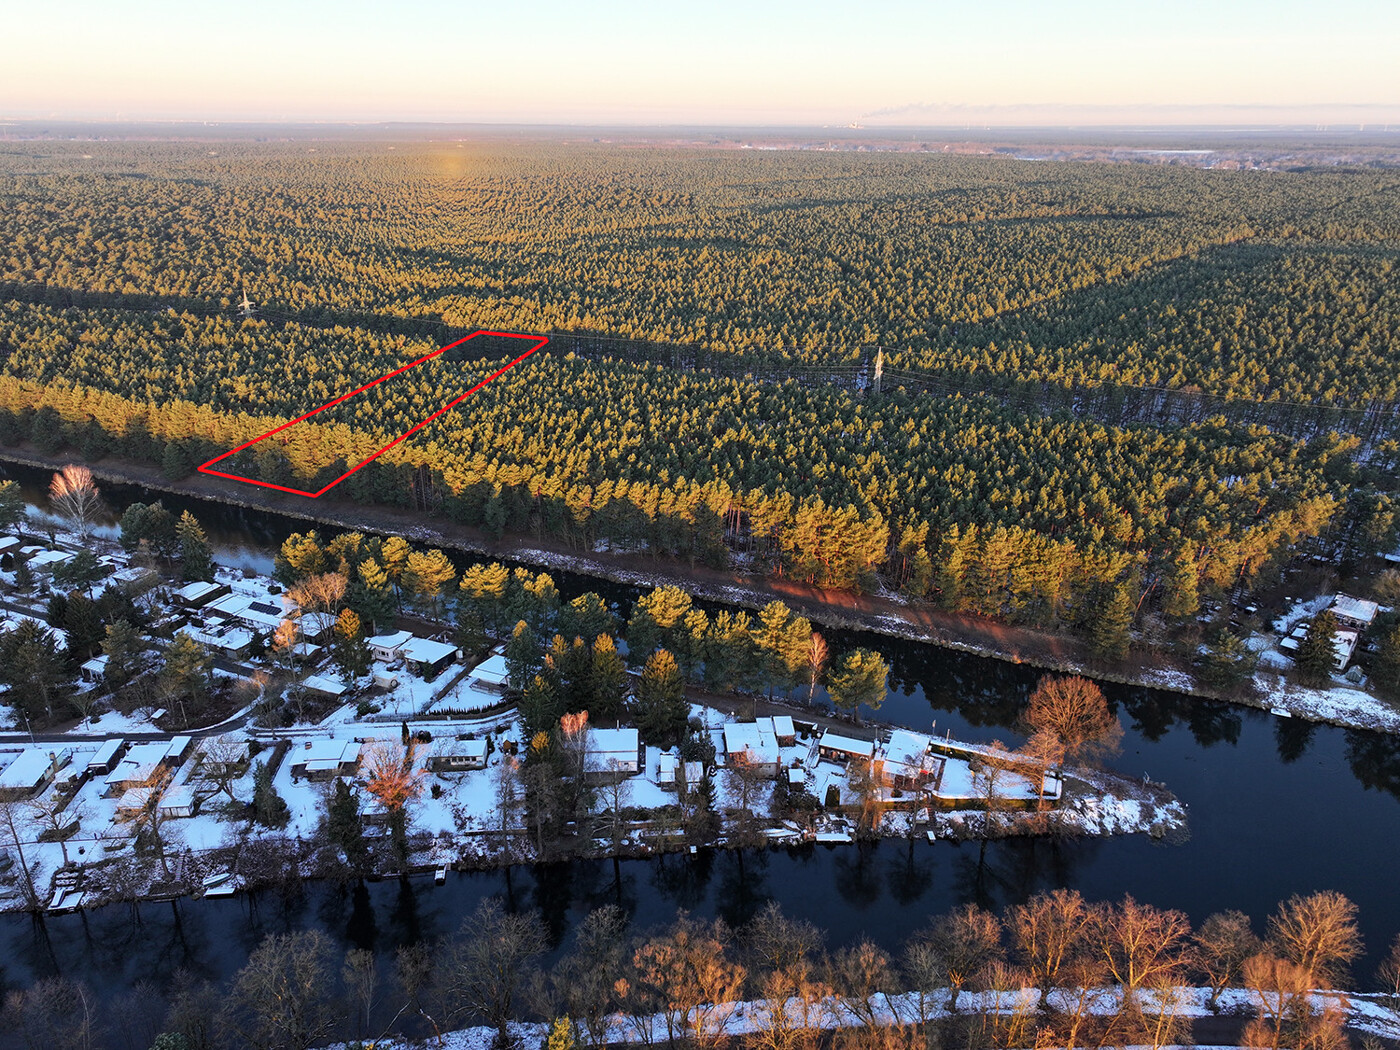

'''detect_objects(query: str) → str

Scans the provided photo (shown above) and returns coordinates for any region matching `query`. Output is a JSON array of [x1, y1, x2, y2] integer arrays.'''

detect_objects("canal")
[[2, 459, 1399, 1017]]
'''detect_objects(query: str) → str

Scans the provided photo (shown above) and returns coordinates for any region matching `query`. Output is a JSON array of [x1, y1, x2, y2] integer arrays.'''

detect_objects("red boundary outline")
[[197, 330, 548, 499]]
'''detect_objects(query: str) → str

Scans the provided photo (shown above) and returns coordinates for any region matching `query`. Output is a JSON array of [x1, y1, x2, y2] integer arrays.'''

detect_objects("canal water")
[[2, 459, 1399, 1014]]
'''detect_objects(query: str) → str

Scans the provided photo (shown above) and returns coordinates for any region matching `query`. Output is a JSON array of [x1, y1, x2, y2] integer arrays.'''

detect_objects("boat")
[[434, 864, 448, 885], [1270, 706, 1292, 717], [202, 872, 244, 898]]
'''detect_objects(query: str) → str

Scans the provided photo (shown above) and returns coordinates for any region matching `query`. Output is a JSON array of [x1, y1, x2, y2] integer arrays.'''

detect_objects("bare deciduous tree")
[[827, 937, 892, 1030], [26, 791, 88, 866], [222, 929, 340, 1050], [633, 914, 746, 1050], [4, 975, 101, 1050], [1021, 674, 1123, 766], [49, 464, 104, 540], [1193, 910, 1263, 1009], [438, 899, 548, 1045], [553, 905, 631, 1049], [1007, 888, 1094, 997], [906, 902, 1003, 1013], [1267, 890, 1364, 987], [1093, 895, 1192, 1006]]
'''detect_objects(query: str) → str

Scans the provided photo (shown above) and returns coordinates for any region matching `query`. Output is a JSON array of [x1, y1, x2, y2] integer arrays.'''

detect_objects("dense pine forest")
[[1, 139, 1398, 658]]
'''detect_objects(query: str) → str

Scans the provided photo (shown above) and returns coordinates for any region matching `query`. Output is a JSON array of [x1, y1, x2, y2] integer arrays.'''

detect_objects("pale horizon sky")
[[5, 0, 1399, 126]]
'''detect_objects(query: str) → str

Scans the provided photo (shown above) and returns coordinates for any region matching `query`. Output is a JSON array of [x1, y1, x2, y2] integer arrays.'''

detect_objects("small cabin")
[[0, 749, 69, 801], [290, 739, 361, 781], [722, 722, 781, 778], [399, 637, 459, 677], [817, 732, 875, 766], [427, 738, 489, 773], [174, 580, 230, 610], [585, 728, 641, 780]]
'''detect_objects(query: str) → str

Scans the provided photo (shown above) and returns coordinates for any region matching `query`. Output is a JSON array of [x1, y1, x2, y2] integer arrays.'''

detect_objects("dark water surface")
[[3, 458, 1399, 1010]]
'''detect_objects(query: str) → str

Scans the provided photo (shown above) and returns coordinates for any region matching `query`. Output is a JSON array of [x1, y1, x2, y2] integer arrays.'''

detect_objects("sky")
[[5, 0, 1399, 126]]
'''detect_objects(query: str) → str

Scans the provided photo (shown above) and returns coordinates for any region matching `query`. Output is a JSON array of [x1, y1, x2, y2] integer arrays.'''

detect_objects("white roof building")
[[468, 652, 510, 690], [818, 732, 875, 761], [303, 674, 348, 697], [367, 630, 413, 661], [585, 727, 640, 776], [399, 637, 459, 669], [722, 722, 781, 770], [1331, 594, 1380, 629], [0, 748, 68, 796]]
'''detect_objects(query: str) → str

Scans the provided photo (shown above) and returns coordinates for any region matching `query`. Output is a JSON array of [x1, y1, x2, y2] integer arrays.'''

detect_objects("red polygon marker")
[[198, 330, 547, 498]]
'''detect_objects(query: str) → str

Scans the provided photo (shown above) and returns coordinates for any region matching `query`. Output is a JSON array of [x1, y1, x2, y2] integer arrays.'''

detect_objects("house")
[[302, 674, 348, 699], [427, 738, 490, 772], [188, 625, 255, 659], [0, 749, 70, 800], [468, 651, 510, 693], [654, 750, 679, 788], [1334, 629, 1361, 672], [817, 732, 875, 765], [206, 592, 290, 633], [23, 548, 74, 576], [104, 740, 186, 794], [80, 654, 110, 685], [86, 738, 125, 775], [785, 767, 808, 791], [118, 782, 198, 820], [399, 637, 459, 677], [722, 722, 781, 778], [769, 715, 797, 747], [174, 580, 230, 609], [289, 739, 361, 781], [1331, 594, 1379, 632], [584, 727, 641, 780], [882, 730, 940, 791], [159, 785, 198, 819], [367, 630, 413, 663], [107, 565, 155, 590], [0, 536, 20, 566]]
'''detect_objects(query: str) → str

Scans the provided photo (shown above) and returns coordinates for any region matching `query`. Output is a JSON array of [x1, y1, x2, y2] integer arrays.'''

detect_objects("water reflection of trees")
[[950, 836, 1101, 915], [1345, 730, 1400, 800], [1117, 691, 1243, 748], [1275, 718, 1318, 763], [650, 848, 716, 911]]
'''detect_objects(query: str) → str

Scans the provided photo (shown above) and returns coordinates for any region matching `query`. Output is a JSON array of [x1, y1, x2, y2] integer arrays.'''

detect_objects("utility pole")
[[238, 289, 256, 320], [872, 347, 884, 395]]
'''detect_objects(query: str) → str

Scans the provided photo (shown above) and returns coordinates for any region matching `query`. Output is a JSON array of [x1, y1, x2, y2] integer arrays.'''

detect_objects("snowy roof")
[[81, 655, 109, 675], [294, 738, 361, 771], [1331, 594, 1379, 625], [368, 630, 413, 652], [469, 652, 509, 687], [819, 732, 874, 758], [723, 722, 780, 764], [884, 729, 936, 778], [87, 738, 123, 770], [769, 715, 795, 739], [585, 727, 640, 772], [160, 785, 198, 812], [787, 768, 808, 787], [0, 537, 20, 554], [0, 748, 65, 790], [104, 740, 181, 787], [206, 592, 288, 630], [26, 549, 74, 570], [303, 674, 348, 696], [108, 566, 151, 586], [176, 580, 222, 604], [188, 626, 255, 653], [439, 738, 489, 759], [400, 637, 458, 665]]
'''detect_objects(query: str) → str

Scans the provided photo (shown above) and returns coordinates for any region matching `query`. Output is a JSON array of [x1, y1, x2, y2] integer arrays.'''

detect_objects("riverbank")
[[3, 446, 1399, 737], [316, 983, 1400, 1050]]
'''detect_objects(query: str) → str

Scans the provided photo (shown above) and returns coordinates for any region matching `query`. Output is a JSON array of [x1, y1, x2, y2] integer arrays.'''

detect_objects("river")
[[2, 459, 1399, 1021]]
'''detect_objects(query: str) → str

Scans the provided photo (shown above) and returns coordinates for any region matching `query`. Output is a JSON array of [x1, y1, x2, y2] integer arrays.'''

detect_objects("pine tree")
[[1295, 610, 1340, 685], [325, 777, 368, 876], [62, 591, 104, 661], [160, 631, 214, 705], [633, 649, 688, 746], [333, 608, 372, 683], [348, 558, 396, 634], [1089, 581, 1135, 661], [826, 648, 889, 725], [252, 760, 290, 828], [0, 479, 23, 532], [521, 673, 563, 739], [589, 633, 627, 721], [544, 1016, 578, 1050], [176, 510, 213, 582], [1371, 624, 1400, 700], [505, 620, 541, 692], [102, 619, 145, 690]]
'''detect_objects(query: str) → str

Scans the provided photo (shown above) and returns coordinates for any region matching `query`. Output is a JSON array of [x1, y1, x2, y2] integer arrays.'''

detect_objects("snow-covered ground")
[[317, 982, 1400, 1050]]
